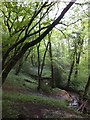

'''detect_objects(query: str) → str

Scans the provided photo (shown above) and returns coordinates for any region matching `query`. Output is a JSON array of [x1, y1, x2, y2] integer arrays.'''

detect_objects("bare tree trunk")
[[74, 39, 83, 80], [74, 52, 81, 79], [37, 43, 41, 90], [67, 39, 78, 87], [37, 42, 49, 90], [48, 34, 55, 88], [67, 60, 75, 87]]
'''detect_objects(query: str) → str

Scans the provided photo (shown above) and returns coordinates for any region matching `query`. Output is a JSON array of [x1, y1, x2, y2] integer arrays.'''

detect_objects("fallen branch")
[[77, 99, 87, 113]]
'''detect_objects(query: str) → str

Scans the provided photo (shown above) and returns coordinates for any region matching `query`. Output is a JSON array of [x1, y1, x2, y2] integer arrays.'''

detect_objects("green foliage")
[[2, 1, 90, 118], [5, 69, 37, 89], [22, 61, 51, 77], [53, 65, 65, 87], [42, 67, 51, 77], [21, 62, 37, 75], [40, 84, 52, 93], [70, 80, 82, 91], [2, 0, 89, 98]]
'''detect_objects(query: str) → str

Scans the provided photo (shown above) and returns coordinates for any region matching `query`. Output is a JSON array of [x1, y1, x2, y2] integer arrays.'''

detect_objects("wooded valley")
[[1, 0, 90, 119]]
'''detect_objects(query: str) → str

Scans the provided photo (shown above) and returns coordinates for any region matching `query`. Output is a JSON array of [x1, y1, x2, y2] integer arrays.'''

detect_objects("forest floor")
[[2, 71, 90, 119]]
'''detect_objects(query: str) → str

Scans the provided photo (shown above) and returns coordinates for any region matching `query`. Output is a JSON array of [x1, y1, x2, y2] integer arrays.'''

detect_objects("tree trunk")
[[74, 52, 81, 79], [2, 0, 76, 84], [37, 42, 49, 90], [37, 43, 41, 90], [37, 17, 41, 90], [31, 54, 34, 66], [2, 45, 28, 84], [48, 34, 55, 88], [67, 60, 75, 87], [83, 75, 90, 97], [15, 57, 23, 75], [2, 2, 48, 68], [67, 38, 77, 87], [74, 39, 84, 80]]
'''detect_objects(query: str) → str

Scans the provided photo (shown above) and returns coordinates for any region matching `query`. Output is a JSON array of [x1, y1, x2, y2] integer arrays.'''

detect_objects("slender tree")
[[74, 33, 84, 80], [37, 41, 49, 90], [37, 15, 41, 90], [48, 33, 55, 88], [67, 41, 76, 87]]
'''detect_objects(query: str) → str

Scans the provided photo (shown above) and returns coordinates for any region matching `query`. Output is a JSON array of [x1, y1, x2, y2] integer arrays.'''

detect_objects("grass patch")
[[4, 70, 24, 87], [2, 99, 19, 118], [3, 92, 83, 118], [24, 82, 38, 91], [3, 92, 67, 109], [2, 91, 69, 118], [4, 69, 37, 88]]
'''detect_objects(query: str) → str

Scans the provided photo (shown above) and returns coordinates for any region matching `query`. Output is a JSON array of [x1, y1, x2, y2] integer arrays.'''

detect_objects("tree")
[[67, 34, 76, 87], [48, 33, 55, 88], [83, 21, 90, 96], [37, 15, 41, 90], [2, 0, 77, 84], [83, 75, 90, 97], [15, 56, 23, 75], [73, 31, 84, 80], [67, 29, 85, 87]]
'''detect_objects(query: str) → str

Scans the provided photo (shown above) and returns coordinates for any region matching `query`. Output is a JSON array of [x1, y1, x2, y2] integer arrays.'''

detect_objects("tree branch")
[[2, 0, 77, 84], [27, 2, 55, 35], [59, 19, 82, 27], [25, 2, 48, 35], [54, 27, 66, 38]]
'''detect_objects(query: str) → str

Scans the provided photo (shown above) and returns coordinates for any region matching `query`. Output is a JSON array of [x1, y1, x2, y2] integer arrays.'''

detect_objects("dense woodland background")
[[1, 0, 90, 119]]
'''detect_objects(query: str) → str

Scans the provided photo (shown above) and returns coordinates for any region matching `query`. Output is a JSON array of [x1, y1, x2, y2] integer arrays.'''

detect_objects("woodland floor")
[[2, 83, 90, 119], [1, 70, 90, 119]]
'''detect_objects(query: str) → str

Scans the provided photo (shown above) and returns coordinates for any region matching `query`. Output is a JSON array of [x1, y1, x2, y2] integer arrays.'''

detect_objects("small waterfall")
[[68, 96, 79, 108]]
